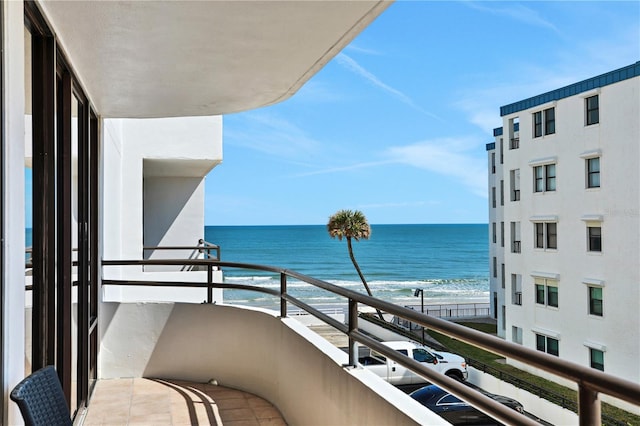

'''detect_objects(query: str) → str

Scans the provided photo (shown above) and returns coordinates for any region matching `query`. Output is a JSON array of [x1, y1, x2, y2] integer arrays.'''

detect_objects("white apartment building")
[[487, 62, 640, 408]]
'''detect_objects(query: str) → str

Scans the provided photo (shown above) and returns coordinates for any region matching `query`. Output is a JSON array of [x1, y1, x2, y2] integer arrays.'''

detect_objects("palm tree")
[[327, 209, 384, 320]]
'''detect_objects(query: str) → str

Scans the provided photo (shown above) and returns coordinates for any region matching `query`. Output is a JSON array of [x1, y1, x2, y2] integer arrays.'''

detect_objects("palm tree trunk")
[[347, 237, 384, 321]]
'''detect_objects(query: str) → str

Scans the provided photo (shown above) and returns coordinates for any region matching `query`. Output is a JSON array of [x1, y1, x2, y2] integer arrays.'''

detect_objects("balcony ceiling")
[[38, 1, 391, 119]]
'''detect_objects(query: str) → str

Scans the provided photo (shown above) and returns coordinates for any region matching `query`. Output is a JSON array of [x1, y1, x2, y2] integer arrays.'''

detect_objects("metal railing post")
[[578, 385, 601, 426], [207, 263, 213, 303], [348, 298, 358, 367], [280, 273, 287, 318]]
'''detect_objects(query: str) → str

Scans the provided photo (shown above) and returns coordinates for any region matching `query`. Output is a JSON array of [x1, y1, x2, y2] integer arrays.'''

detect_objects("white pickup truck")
[[359, 341, 468, 385]]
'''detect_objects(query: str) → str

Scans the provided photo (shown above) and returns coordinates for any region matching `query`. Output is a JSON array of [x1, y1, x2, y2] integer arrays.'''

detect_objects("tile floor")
[[82, 378, 287, 426]]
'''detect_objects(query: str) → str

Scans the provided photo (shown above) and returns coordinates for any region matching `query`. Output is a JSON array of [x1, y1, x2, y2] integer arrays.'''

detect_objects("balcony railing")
[[512, 240, 521, 253], [513, 291, 523, 306], [142, 239, 220, 271], [403, 303, 490, 319], [510, 137, 520, 149], [101, 257, 640, 426]]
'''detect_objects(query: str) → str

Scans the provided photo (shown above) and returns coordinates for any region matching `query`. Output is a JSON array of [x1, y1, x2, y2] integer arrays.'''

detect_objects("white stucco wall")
[[101, 116, 223, 302], [99, 302, 447, 426], [103, 116, 221, 260], [3, 2, 27, 424], [499, 76, 640, 393]]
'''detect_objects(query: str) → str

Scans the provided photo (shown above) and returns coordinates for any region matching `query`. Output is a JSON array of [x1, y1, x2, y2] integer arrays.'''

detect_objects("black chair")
[[10, 366, 72, 426]]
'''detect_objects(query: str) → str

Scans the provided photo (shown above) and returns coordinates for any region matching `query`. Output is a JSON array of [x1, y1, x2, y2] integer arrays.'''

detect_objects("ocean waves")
[[222, 274, 489, 308], [207, 224, 490, 309]]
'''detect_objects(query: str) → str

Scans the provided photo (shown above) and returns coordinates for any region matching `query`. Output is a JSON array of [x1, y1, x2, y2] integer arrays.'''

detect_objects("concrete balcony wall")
[[99, 302, 446, 425], [102, 116, 221, 262]]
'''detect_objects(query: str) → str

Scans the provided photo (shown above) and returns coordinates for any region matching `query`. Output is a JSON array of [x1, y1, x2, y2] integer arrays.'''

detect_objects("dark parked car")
[[410, 384, 524, 425]]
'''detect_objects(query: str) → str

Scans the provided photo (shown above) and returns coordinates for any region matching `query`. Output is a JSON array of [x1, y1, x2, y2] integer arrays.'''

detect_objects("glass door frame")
[[25, 0, 98, 418]]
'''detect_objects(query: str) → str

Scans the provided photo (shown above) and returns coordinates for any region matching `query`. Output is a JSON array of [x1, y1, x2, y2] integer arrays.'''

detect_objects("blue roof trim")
[[493, 127, 503, 136], [500, 61, 640, 116], [486, 142, 495, 151]]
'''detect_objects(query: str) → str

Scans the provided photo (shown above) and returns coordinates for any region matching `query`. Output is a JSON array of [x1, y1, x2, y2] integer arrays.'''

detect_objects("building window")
[[535, 284, 545, 304], [510, 169, 520, 201], [533, 111, 542, 138], [501, 264, 505, 289], [500, 138, 504, 164], [493, 257, 497, 278], [500, 222, 505, 247], [500, 180, 504, 206], [492, 187, 496, 208], [536, 334, 559, 356], [535, 223, 543, 248], [547, 286, 558, 307], [492, 222, 497, 244], [588, 226, 601, 252], [491, 152, 496, 174], [589, 286, 603, 316], [586, 157, 600, 188], [547, 223, 557, 249], [535, 278, 558, 308], [512, 326, 523, 344], [533, 107, 555, 137], [544, 107, 555, 135], [534, 222, 557, 249], [586, 95, 599, 125], [534, 164, 556, 192], [590, 348, 604, 371], [545, 164, 556, 191], [510, 221, 521, 253]]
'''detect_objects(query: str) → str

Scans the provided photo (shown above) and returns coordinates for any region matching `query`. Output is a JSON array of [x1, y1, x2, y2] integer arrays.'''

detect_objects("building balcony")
[[87, 256, 640, 425]]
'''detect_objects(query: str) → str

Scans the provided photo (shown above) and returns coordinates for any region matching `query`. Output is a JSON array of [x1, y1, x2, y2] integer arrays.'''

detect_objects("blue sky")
[[205, 1, 639, 226]]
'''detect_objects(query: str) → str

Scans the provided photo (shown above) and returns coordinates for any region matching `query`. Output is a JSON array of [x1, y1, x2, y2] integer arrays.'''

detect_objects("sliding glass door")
[[25, 1, 98, 419]]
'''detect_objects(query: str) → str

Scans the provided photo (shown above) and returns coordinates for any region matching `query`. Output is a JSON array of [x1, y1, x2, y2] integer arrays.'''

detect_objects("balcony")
[[83, 378, 287, 425], [94, 256, 640, 425]]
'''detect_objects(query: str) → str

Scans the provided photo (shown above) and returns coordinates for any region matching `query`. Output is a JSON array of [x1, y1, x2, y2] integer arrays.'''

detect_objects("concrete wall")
[[101, 116, 223, 302], [103, 116, 221, 261], [99, 302, 448, 426], [2, 2, 27, 423], [143, 176, 204, 254]]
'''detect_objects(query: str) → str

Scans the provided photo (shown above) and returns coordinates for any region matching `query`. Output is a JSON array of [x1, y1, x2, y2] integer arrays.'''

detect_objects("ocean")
[[205, 224, 489, 311]]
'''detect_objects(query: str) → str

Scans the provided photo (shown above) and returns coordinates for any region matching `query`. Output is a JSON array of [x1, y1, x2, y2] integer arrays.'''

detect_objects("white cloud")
[[335, 53, 443, 121], [295, 80, 346, 103], [454, 4, 639, 134], [385, 137, 488, 198], [292, 160, 394, 177], [345, 44, 382, 56], [464, 1, 560, 33], [225, 112, 321, 161]]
